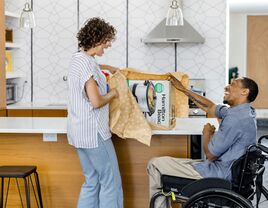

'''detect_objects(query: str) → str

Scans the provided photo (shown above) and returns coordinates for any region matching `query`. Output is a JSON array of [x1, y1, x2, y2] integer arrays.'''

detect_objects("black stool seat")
[[0, 166, 37, 178], [0, 165, 43, 208]]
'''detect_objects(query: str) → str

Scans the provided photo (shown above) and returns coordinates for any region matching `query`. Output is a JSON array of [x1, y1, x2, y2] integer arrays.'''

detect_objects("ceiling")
[[229, 0, 268, 13]]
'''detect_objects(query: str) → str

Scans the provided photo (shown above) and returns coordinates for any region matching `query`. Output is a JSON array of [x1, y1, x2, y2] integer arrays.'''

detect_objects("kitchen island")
[[0, 117, 218, 208]]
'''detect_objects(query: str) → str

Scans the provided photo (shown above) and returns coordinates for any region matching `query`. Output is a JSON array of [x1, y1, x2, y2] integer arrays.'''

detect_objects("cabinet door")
[[0, 0, 5, 108], [0, 109, 6, 117], [7, 109, 33, 117], [32, 110, 67, 117], [247, 16, 268, 108], [113, 135, 190, 208]]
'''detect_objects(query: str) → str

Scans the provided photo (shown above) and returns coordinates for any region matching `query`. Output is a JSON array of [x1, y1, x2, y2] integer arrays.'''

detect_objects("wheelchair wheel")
[[183, 188, 253, 208]]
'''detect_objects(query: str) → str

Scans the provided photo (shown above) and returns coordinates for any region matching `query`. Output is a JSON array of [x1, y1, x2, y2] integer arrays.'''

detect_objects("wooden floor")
[[0, 134, 190, 208]]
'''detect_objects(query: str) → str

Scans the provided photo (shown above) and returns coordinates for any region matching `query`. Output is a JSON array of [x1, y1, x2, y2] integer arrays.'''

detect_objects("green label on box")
[[154, 83, 164, 93]]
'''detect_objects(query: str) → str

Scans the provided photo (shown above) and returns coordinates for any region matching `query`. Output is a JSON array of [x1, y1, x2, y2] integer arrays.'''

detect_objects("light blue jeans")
[[76, 134, 123, 208]]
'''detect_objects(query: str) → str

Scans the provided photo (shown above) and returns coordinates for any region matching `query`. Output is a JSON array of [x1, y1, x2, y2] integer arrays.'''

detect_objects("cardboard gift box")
[[121, 68, 189, 121], [109, 68, 189, 132], [127, 80, 171, 127], [108, 68, 189, 146]]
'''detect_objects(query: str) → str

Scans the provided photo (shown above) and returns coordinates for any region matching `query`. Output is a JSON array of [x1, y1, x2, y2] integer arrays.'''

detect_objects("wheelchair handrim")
[[183, 188, 253, 208]]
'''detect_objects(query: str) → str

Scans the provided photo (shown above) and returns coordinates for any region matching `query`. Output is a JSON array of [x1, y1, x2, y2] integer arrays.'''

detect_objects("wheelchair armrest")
[[161, 175, 196, 193], [160, 175, 232, 197]]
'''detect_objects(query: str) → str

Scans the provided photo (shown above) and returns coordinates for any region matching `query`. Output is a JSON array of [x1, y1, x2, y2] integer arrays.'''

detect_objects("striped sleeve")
[[74, 56, 97, 100]]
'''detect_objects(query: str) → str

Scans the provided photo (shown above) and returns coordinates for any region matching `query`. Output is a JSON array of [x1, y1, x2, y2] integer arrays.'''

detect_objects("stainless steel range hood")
[[142, 18, 205, 43]]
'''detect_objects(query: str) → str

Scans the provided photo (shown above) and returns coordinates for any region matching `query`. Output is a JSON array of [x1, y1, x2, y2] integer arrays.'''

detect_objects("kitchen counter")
[[255, 109, 268, 119], [0, 116, 265, 207], [0, 117, 219, 135], [6, 102, 268, 119], [0, 117, 66, 134], [6, 102, 67, 109], [0, 117, 201, 208]]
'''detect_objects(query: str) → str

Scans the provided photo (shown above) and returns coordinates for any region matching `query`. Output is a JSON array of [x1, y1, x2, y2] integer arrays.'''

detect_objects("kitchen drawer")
[[0, 109, 6, 117], [32, 109, 67, 117], [7, 109, 67, 117], [7, 109, 32, 117]]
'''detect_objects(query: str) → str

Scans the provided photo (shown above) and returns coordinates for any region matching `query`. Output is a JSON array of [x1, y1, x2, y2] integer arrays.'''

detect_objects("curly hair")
[[77, 17, 116, 51]]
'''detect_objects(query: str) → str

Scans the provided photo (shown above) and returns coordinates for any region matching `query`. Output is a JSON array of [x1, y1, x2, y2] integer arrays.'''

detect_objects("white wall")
[[229, 13, 247, 77], [176, 0, 226, 103], [5, 0, 227, 104]]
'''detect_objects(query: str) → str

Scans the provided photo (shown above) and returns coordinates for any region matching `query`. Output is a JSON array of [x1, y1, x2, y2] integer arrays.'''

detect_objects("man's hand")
[[202, 123, 217, 161], [202, 123, 216, 138], [169, 75, 187, 93], [100, 64, 119, 74], [169, 74, 216, 117]]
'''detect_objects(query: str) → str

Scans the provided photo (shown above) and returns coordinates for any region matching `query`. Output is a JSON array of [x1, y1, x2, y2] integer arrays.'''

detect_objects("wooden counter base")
[[0, 134, 190, 208]]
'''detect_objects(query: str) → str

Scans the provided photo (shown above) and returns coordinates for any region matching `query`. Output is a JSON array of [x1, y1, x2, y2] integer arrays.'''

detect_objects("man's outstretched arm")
[[169, 75, 216, 118]]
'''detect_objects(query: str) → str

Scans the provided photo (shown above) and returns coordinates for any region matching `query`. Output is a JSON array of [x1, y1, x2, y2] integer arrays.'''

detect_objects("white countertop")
[[153, 118, 219, 135], [255, 109, 268, 119], [6, 102, 268, 119], [0, 117, 219, 135], [0, 117, 66, 134], [6, 102, 67, 110]]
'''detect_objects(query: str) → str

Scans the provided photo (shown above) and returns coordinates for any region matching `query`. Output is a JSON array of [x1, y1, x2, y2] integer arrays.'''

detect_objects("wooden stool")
[[0, 166, 43, 208]]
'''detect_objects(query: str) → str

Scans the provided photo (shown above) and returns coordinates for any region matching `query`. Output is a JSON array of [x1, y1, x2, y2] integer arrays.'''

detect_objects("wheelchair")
[[150, 135, 268, 208]]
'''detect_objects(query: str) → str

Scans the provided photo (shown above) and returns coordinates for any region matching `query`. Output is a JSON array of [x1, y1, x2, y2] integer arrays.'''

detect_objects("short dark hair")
[[241, 77, 259, 102], [77, 17, 116, 51]]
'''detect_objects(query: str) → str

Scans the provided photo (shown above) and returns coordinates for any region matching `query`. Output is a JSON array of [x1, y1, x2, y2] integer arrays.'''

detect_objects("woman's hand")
[[85, 78, 118, 108], [109, 88, 119, 99], [100, 64, 120, 74]]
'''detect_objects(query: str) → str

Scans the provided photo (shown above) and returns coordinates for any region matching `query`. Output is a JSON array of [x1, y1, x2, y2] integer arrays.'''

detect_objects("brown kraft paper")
[[108, 68, 189, 146]]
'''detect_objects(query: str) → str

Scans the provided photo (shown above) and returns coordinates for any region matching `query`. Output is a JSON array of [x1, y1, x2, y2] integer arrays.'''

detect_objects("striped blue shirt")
[[67, 52, 111, 148], [193, 103, 257, 180]]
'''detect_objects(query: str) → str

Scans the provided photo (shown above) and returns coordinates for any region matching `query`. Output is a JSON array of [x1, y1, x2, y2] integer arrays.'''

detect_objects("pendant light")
[[166, 0, 184, 26], [20, 0, 36, 28]]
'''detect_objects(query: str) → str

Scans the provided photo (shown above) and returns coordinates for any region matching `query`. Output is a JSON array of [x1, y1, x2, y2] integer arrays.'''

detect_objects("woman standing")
[[67, 17, 123, 208]]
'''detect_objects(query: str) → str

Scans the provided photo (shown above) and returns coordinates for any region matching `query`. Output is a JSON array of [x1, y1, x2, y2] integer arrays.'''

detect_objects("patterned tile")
[[32, 0, 77, 103], [176, 0, 226, 103], [128, 0, 175, 73], [5, 0, 227, 105], [79, 0, 126, 68]]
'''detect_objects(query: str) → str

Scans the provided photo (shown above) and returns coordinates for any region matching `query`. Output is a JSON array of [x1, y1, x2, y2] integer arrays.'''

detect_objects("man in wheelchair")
[[147, 77, 267, 208]]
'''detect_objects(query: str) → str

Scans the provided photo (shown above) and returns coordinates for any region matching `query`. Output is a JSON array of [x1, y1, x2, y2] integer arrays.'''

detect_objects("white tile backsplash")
[[5, 0, 226, 104], [176, 0, 226, 103], [79, 0, 127, 69], [128, 0, 175, 73], [32, 0, 77, 103]]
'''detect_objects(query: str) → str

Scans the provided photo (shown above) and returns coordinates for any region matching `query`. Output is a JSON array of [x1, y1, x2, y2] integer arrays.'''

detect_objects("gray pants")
[[147, 156, 203, 208]]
